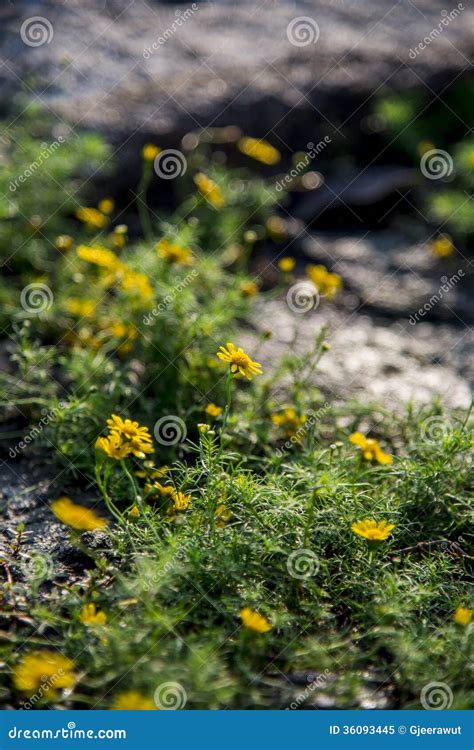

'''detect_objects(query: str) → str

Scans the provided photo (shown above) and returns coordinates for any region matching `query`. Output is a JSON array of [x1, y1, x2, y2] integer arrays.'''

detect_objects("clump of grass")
[[0, 111, 472, 711]]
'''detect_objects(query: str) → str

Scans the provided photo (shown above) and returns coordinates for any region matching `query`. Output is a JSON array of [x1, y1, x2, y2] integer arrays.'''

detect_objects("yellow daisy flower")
[[156, 239, 194, 265], [240, 607, 272, 633], [205, 403, 223, 418], [98, 198, 114, 215], [51, 497, 108, 531], [13, 651, 76, 697], [76, 207, 109, 230], [80, 603, 107, 626], [194, 172, 225, 208], [271, 408, 307, 437], [349, 432, 393, 465], [216, 342, 263, 380], [238, 137, 281, 165], [239, 281, 258, 297], [431, 235, 454, 258], [173, 492, 191, 511], [277, 257, 295, 273], [111, 690, 157, 710], [453, 606, 472, 626], [142, 144, 161, 162], [95, 434, 132, 460], [306, 264, 342, 299], [77, 244, 122, 271], [106, 415, 154, 458], [351, 519, 395, 542]]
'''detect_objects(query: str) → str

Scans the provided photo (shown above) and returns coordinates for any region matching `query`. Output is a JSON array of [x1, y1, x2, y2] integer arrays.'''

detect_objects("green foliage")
[[0, 110, 472, 711]]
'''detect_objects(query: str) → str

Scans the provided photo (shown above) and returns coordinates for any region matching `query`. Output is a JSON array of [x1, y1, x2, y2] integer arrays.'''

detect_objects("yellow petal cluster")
[[51, 496, 108, 531], [111, 690, 157, 710], [453, 606, 472, 626], [238, 137, 281, 165], [349, 432, 393, 465], [156, 239, 194, 265], [271, 407, 307, 437], [306, 264, 342, 299], [96, 414, 154, 460], [194, 172, 224, 208], [240, 607, 272, 633], [13, 651, 76, 697], [217, 342, 262, 380], [80, 603, 107, 626], [351, 519, 395, 541]]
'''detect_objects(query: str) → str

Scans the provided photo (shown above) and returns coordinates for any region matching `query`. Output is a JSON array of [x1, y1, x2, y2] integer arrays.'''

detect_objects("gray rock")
[[1, 0, 473, 149], [300, 230, 474, 323], [243, 298, 473, 409]]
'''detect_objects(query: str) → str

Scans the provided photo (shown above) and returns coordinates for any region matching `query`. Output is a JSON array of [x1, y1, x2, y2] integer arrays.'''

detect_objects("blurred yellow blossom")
[[157, 239, 194, 265], [266, 216, 287, 242], [349, 432, 393, 465], [238, 137, 281, 165], [98, 198, 114, 215], [13, 651, 76, 697], [77, 244, 122, 271], [271, 407, 307, 438], [194, 172, 224, 208], [240, 607, 272, 633], [454, 606, 472, 626], [205, 403, 223, 418], [277, 257, 295, 273], [65, 298, 96, 318], [306, 264, 342, 299], [51, 497, 108, 531], [142, 144, 161, 162], [76, 207, 108, 230], [431, 235, 454, 258], [111, 690, 157, 710], [80, 603, 107, 626]]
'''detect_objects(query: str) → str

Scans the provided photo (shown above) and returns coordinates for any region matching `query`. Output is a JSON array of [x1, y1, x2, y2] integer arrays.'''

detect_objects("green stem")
[[95, 463, 125, 524], [217, 372, 234, 463]]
